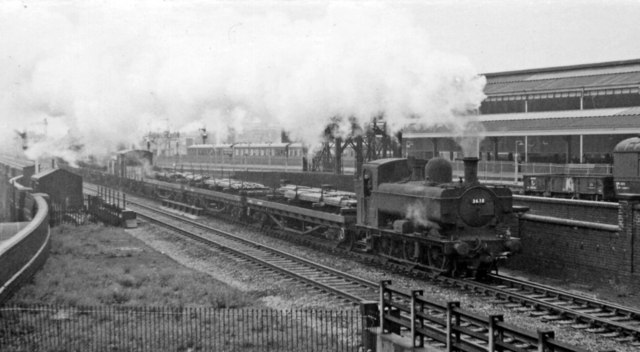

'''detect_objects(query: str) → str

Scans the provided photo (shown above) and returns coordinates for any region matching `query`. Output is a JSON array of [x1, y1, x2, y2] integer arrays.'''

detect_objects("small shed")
[[31, 168, 83, 210]]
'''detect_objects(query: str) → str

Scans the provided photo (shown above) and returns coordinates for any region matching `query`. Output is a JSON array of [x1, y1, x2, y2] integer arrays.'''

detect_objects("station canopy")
[[403, 107, 640, 138], [483, 59, 640, 101]]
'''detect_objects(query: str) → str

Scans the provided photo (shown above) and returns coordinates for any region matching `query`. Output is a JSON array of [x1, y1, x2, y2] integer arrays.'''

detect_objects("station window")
[[584, 93, 640, 109]]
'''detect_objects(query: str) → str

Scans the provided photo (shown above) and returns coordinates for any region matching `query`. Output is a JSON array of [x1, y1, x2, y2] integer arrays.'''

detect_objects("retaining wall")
[[507, 195, 640, 292], [0, 176, 50, 303]]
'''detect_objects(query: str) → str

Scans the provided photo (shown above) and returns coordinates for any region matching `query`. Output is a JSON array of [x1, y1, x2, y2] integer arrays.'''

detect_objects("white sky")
[[209, 0, 640, 72], [22, 0, 639, 73], [272, 0, 640, 73], [402, 0, 640, 73]]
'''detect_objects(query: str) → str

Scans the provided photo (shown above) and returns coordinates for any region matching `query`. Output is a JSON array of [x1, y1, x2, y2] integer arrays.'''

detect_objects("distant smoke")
[[0, 2, 486, 164]]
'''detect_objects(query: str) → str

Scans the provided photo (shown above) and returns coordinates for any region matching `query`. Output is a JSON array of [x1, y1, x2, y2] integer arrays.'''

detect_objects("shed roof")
[[403, 107, 640, 138], [483, 59, 640, 96], [32, 168, 81, 181]]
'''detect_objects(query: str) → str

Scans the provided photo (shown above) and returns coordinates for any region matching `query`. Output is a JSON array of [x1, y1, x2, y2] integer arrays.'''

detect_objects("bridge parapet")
[[0, 181, 50, 304]]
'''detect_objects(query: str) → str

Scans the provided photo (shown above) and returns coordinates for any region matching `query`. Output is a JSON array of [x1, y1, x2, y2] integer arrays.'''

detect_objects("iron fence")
[[48, 202, 87, 227], [451, 160, 613, 183], [0, 305, 364, 352]]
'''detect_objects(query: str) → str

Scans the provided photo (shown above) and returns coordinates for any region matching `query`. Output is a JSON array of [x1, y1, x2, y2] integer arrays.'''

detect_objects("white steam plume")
[[0, 2, 486, 164]]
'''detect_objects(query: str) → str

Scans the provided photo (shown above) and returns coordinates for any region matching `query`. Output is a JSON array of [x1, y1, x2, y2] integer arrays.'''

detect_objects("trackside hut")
[[31, 168, 83, 210]]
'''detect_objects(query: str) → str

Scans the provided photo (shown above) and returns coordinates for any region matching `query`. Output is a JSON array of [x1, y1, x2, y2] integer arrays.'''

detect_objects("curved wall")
[[0, 176, 50, 303]]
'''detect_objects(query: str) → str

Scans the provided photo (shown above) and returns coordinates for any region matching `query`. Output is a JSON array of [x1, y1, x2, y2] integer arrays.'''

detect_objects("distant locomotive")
[[354, 157, 523, 277]]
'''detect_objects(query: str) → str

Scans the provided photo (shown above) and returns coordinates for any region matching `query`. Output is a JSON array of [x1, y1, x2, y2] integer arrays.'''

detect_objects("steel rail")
[[84, 184, 377, 304], [135, 205, 376, 305], [483, 274, 640, 341]]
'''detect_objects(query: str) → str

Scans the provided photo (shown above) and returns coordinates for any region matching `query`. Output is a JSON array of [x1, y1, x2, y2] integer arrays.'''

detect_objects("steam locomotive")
[[353, 157, 522, 277], [84, 153, 523, 278]]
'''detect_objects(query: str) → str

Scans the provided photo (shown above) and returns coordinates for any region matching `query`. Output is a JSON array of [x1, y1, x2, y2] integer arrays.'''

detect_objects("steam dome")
[[425, 157, 452, 184]]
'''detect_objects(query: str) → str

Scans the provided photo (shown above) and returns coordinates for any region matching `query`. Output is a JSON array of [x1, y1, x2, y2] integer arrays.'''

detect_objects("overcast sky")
[[206, 0, 640, 72], [10, 0, 639, 73], [403, 0, 640, 73], [276, 0, 640, 73]]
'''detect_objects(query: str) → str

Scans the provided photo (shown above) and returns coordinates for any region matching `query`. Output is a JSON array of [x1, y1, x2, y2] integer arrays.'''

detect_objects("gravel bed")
[[127, 222, 356, 311], [128, 215, 635, 352]]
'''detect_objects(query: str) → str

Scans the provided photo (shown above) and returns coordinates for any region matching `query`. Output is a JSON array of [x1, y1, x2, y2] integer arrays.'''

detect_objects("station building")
[[403, 59, 640, 165]]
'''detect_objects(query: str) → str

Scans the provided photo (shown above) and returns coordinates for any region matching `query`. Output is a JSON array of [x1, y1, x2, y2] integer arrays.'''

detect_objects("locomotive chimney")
[[463, 157, 479, 185]]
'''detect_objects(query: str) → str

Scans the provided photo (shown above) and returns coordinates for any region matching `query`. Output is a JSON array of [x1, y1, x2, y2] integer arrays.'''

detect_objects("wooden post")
[[537, 329, 555, 352], [360, 300, 380, 352], [379, 280, 391, 333], [446, 301, 461, 351], [488, 314, 504, 352], [411, 289, 424, 347]]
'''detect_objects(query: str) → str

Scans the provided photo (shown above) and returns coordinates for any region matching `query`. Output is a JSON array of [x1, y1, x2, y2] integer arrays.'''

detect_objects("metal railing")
[[0, 306, 363, 352], [378, 281, 589, 352], [86, 186, 129, 226], [451, 160, 613, 183]]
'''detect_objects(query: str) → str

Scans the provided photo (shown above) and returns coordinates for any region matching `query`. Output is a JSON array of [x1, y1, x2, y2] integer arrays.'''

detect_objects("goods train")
[[522, 174, 615, 201], [82, 151, 524, 278], [522, 136, 640, 201]]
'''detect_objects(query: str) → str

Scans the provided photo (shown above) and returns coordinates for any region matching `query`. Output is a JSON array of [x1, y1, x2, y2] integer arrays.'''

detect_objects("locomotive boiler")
[[355, 156, 522, 277]]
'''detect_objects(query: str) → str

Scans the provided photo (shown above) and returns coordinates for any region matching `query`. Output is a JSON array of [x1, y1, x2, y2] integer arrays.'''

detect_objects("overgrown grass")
[[7, 224, 257, 308]]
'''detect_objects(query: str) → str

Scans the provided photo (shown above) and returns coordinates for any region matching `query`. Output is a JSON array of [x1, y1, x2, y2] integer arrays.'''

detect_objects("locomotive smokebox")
[[463, 157, 479, 185]]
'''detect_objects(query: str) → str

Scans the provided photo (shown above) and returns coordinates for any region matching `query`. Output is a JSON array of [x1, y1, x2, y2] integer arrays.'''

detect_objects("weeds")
[[7, 224, 255, 308]]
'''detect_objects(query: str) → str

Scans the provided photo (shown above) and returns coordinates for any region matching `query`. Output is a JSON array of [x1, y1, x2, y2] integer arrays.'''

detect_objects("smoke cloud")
[[0, 2, 486, 164], [405, 201, 440, 229]]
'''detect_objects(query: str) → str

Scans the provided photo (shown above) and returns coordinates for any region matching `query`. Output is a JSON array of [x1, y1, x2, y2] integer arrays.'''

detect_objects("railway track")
[[85, 183, 640, 347], [483, 274, 640, 344], [85, 185, 380, 306]]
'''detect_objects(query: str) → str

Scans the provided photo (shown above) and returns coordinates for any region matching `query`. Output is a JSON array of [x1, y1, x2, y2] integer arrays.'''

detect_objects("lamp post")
[[199, 127, 208, 145], [514, 140, 524, 183]]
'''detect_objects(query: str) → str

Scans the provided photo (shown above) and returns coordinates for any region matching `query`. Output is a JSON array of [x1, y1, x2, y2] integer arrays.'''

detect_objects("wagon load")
[[203, 178, 270, 195], [281, 185, 357, 209]]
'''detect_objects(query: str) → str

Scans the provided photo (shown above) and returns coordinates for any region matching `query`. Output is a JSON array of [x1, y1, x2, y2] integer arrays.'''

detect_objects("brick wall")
[[506, 221, 629, 284], [507, 196, 640, 291]]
